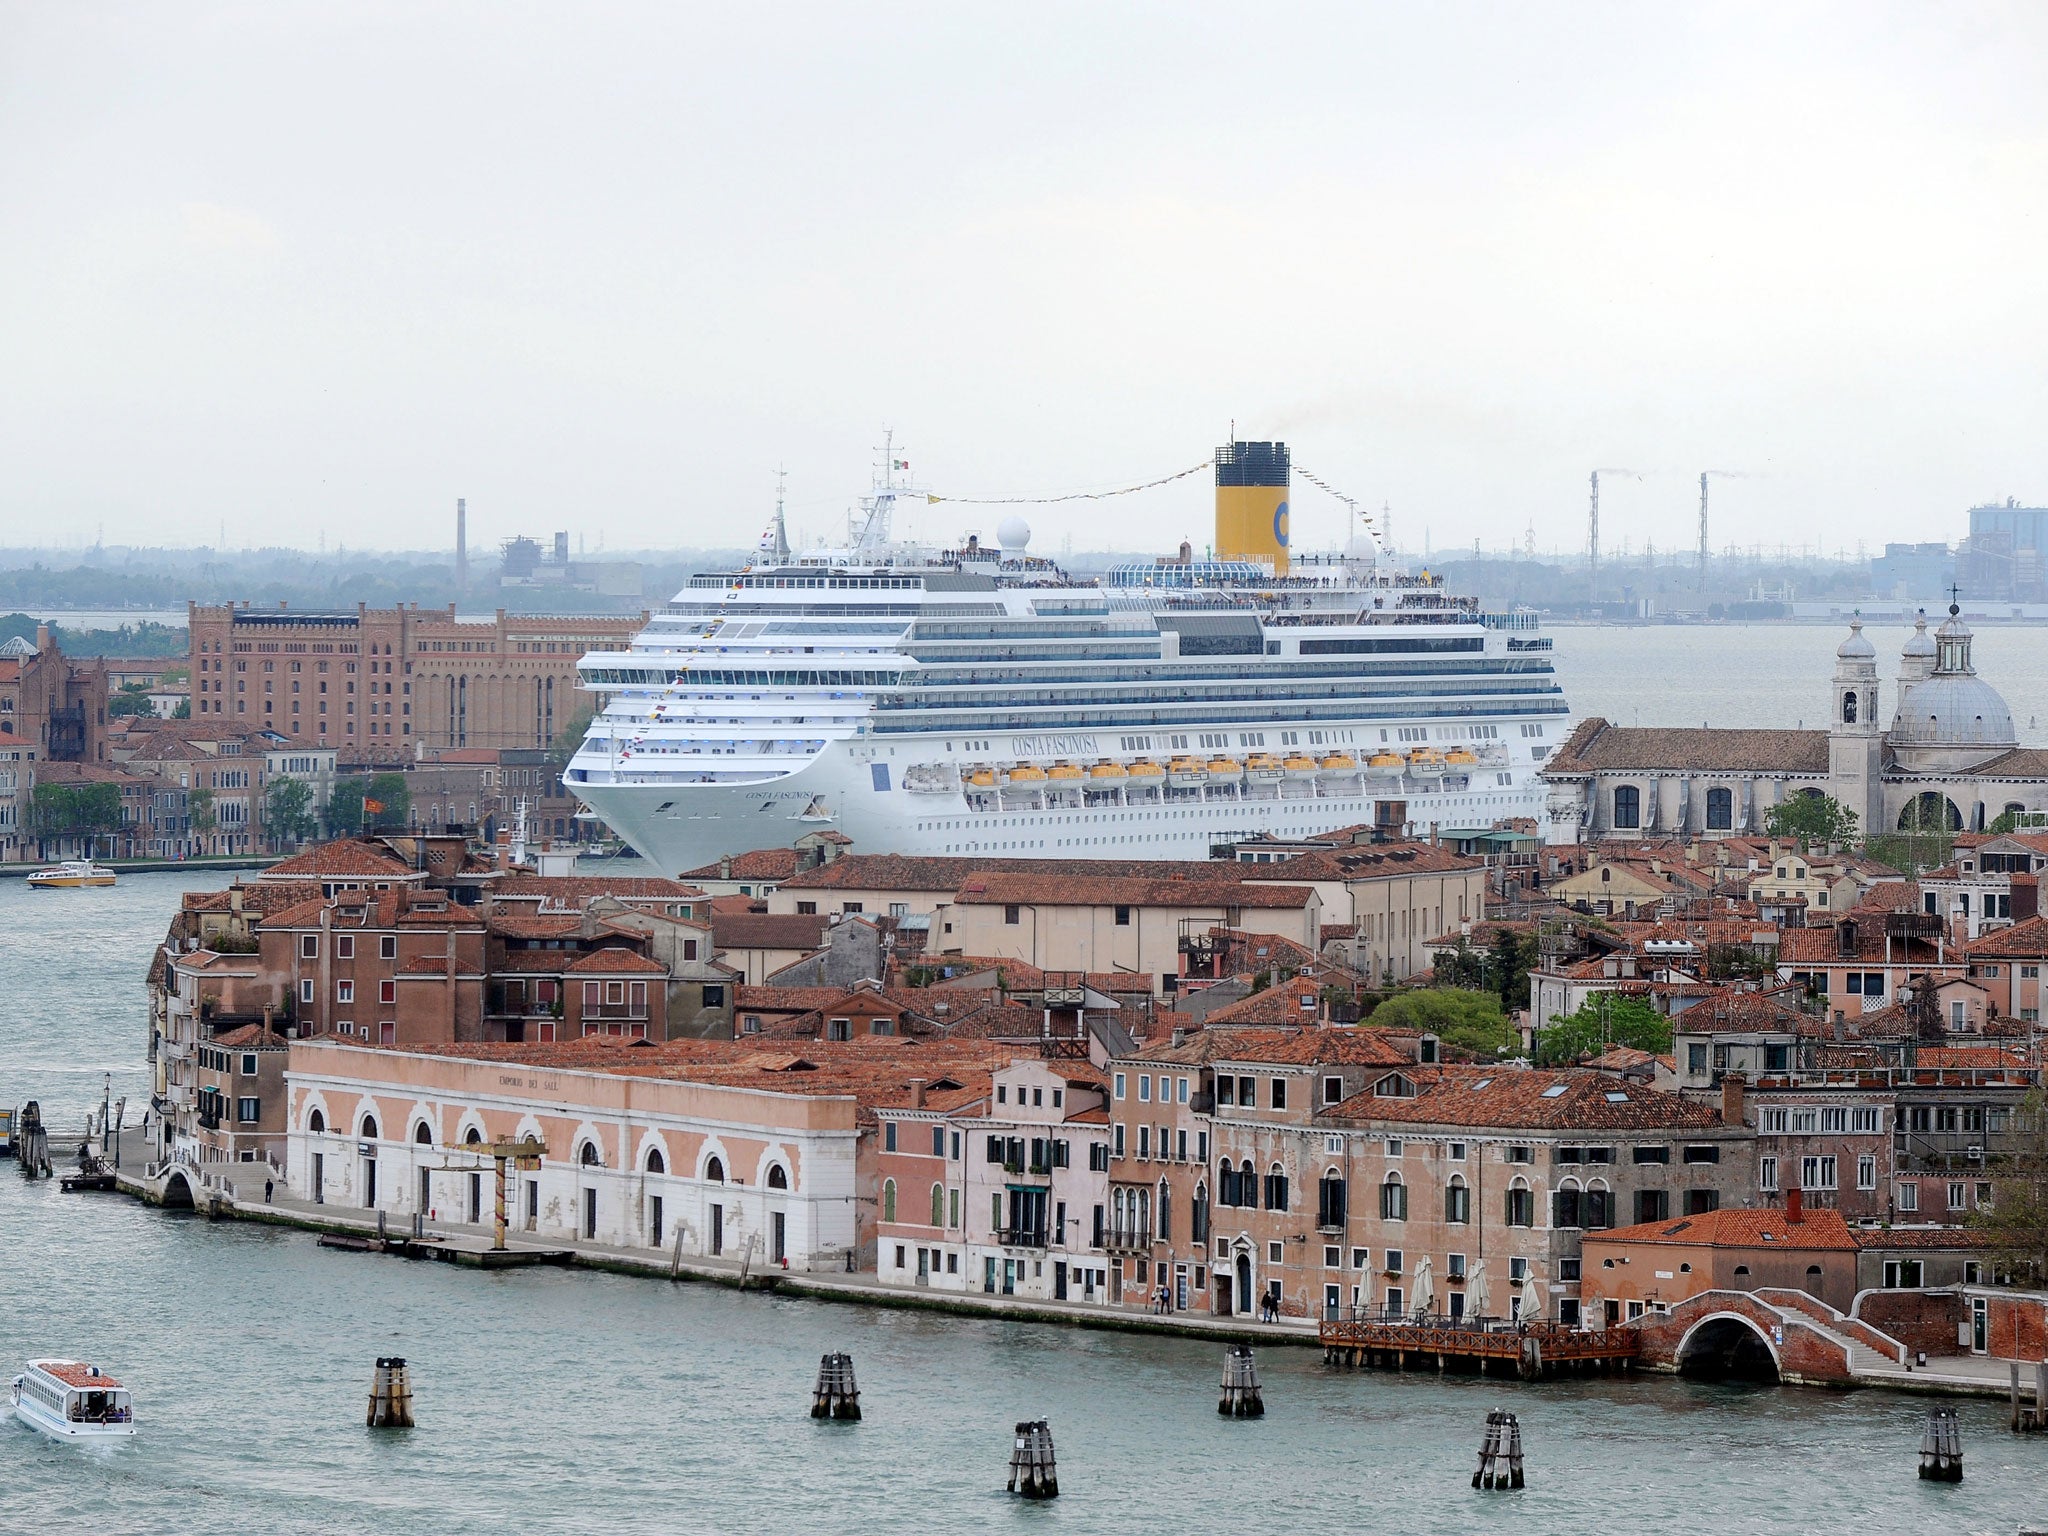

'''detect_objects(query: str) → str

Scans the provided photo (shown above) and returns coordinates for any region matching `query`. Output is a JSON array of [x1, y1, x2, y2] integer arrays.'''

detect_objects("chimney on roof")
[[34, 622, 50, 654], [1720, 1073, 1746, 1127], [719, 855, 733, 881], [1171, 1026, 1186, 1046], [908, 1077, 926, 1110], [1785, 1185, 1803, 1224]]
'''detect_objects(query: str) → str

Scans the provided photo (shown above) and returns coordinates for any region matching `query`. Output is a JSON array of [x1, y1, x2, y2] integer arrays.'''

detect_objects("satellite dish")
[[997, 515, 1031, 553]]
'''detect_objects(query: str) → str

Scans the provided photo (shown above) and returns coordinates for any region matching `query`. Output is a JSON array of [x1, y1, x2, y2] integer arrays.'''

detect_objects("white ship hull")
[[10, 1383, 135, 1441], [577, 734, 1549, 877]]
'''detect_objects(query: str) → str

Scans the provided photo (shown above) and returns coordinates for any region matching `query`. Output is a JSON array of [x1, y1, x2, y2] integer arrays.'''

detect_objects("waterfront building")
[[0, 625, 111, 861], [874, 1057, 1113, 1302], [283, 1034, 1015, 1267], [193, 1022, 292, 1165], [186, 601, 644, 764], [1543, 608, 2048, 842]]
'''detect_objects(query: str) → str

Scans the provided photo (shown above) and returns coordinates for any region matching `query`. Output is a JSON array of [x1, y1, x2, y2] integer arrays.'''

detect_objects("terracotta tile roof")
[[735, 985, 847, 1015], [564, 946, 667, 975], [1331, 1066, 1727, 1130], [262, 839, 418, 879], [487, 913, 589, 940], [1778, 925, 1948, 966], [1204, 973, 1371, 1026], [183, 881, 325, 914], [1851, 881, 1923, 913], [1209, 1028, 1415, 1067], [1591, 1206, 1856, 1251], [492, 951, 580, 974], [957, 873, 1312, 909], [677, 848, 802, 881], [779, 853, 1239, 892], [1545, 717, 1830, 776], [1852, 1226, 1987, 1251], [1963, 747, 2048, 779], [710, 912, 833, 950], [1675, 988, 1808, 1033], [491, 875, 704, 905], [210, 1024, 290, 1048], [1966, 916, 2048, 958]]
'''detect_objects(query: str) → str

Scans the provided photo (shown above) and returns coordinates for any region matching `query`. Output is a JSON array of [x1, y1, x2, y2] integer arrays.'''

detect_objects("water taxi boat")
[[25, 861, 117, 889], [11, 1360, 135, 1439]]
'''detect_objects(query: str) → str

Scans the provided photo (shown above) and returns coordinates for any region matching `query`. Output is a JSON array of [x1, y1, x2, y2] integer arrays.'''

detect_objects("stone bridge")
[[1628, 1289, 1906, 1386]]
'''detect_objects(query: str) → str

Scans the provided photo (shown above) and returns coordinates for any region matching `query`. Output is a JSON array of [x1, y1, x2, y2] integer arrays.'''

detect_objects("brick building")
[[0, 626, 111, 860], [186, 602, 643, 763]]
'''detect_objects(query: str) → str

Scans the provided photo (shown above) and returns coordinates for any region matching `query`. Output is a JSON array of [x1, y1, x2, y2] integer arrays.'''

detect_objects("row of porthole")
[[303, 1109, 791, 1188]]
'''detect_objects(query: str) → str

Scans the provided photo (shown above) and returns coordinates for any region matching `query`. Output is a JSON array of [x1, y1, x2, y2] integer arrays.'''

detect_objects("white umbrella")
[[1465, 1259, 1490, 1318], [1518, 1272, 1543, 1322], [1410, 1256, 1434, 1317]]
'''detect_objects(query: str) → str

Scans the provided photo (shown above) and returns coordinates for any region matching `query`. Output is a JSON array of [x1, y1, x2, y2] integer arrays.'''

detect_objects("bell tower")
[[1828, 618, 1881, 832]]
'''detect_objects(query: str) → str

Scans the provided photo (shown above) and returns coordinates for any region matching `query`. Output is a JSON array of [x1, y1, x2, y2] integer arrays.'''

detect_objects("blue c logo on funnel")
[[1273, 500, 1290, 547]]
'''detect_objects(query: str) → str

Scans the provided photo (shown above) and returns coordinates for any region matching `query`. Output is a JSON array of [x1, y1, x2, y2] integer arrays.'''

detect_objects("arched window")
[[1317, 1168, 1347, 1228], [1505, 1176, 1534, 1227], [1842, 690, 1857, 724], [705, 1155, 725, 1184], [882, 1179, 896, 1222], [413, 1121, 433, 1145], [1444, 1174, 1470, 1224], [579, 1141, 601, 1167], [1264, 1163, 1289, 1214], [1733, 1264, 1752, 1287], [463, 1126, 483, 1146], [1380, 1173, 1408, 1221], [1705, 787, 1733, 831], [646, 1148, 666, 1176], [1192, 1180, 1211, 1242], [1613, 784, 1641, 829], [1157, 1178, 1173, 1241], [766, 1164, 789, 1191], [1241, 1159, 1259, 1210], [931, 1183, 945, 1227], [1899, 791, 1962, 833], [359, 1114, 379, 1140], [307, 1108, 325, 1133]]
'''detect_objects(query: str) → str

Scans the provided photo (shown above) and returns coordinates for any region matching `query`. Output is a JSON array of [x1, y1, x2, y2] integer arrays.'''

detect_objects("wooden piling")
[[1917, 1406, 1961, 1481], [367, 1356, 415, 1429], [811, 1352, 861, 1421], [1007, 1419, 1058, 1499], [1472, 1410, 1525, 1490], [1219, 1345, 1264, 1417]]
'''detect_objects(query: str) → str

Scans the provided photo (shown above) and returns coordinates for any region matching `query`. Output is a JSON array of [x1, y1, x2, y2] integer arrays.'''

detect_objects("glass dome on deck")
[[1106, 559, 1270, 588]]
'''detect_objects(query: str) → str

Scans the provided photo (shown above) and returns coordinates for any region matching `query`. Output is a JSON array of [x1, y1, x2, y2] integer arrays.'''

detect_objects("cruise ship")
[[566, 442, 1573, 876]]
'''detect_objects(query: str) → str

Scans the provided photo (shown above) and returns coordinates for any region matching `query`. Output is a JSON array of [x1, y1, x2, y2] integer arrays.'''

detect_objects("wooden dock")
[[315, 1231, 574, 1269], [1319, 1313, 1638, 1380]]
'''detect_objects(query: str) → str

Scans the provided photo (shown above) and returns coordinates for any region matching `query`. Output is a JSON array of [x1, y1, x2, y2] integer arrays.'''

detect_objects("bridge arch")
[[1675, 1310, 1780, 1383], [160, 1167, 198, 1210]]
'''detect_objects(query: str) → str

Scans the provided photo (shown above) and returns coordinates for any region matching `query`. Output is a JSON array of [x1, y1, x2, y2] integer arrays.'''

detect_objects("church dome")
[[1901, 613, 1935, 660], [1835, 619, 1875, 661], [1889, 604, 2015, 754]]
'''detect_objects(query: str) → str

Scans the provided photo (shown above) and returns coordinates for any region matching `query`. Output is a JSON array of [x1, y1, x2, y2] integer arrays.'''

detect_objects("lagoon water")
[[5, 876, 2047, 1533]]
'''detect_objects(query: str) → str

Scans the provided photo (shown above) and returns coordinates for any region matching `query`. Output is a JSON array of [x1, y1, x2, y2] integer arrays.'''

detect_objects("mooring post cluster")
[[810, 1352, 861, 1421], [1007, 1419, 1059, 1499], [1219, 1344, 1264, 1417], [1472, 1410, 1525, 1490], [1916, 1407, 1962, 1482], [366, 1357, 414, 1429]]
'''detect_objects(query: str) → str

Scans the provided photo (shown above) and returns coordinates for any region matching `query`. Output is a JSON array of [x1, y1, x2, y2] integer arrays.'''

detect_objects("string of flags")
[[1293, 465, 1390, 553], [925, 459, 1214, 505]]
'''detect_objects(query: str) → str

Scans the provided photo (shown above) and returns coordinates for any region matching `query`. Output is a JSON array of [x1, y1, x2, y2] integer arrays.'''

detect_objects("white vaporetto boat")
[[24, 861, 117, 888], [11, 1359, 136, 1439]]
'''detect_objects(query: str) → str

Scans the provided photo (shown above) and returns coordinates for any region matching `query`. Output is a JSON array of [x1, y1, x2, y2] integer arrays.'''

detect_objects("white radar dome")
[[997, 515, 1032, 552]]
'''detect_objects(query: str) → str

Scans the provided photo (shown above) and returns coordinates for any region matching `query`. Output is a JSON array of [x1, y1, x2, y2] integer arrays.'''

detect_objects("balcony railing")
[[1103, 1224, 1152, 1251], [996, 1226, 1049, 1250]]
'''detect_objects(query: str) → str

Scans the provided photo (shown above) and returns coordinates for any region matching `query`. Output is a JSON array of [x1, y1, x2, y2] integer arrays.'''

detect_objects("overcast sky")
[[4, 3, 2046, 560]]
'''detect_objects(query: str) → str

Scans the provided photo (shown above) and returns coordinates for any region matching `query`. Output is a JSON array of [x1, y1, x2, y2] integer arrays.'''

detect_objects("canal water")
[[5, 879, 2047, 1532]]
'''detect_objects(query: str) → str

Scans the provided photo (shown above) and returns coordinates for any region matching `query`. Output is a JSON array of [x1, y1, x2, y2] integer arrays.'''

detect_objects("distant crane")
[[1698, 471, 1746, 592], [1589, 469, 1638, 602]]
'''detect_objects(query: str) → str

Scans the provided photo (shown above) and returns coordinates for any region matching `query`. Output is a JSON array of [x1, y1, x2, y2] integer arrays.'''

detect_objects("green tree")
[[171, 698, 191, 719], [325, 778, 366, 837], [1763, 791, 1859, 849], [29, 780, 123, 855], [1536, 994, 1671, 1066], [265, 775, 318, 847], [188, 785, 217, 839], [107, 683, 157, 719], [547, 706, 594, 774], [1972, 1091, 2048, 1286], [1366, 988, 1516, 1057]]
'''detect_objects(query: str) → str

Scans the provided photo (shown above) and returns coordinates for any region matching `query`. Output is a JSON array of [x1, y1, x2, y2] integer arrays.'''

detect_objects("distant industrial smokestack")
[[1215, 441, 1290, 574], [456, 498, 468, 595]]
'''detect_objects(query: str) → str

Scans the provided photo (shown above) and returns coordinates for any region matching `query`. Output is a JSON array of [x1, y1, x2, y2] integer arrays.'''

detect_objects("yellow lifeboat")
[[1317, 752, 1359, 775], [1246, 751, 1284, 779], [966, 764, 998, 788], [1206, 756, 1245, 779], [1046, 761, 1084, 781], [1407, 747, 1446, 774], [1005, 764, 1048, 783], [1125, 759, 1165, 779], [1088, 759, 1129, 779], [1367, 751, 1406, 779], [1443, 747, 1478, 767], [1283, 752, 1320, 778], [1167, 754, 1208, 786]]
